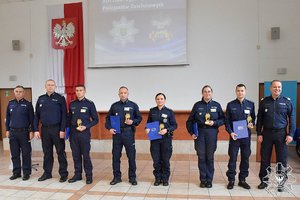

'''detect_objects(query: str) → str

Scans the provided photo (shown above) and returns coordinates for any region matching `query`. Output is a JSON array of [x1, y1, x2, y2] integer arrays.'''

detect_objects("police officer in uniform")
[[225, 84, 255, 190], [105, 86, 142, 186], [186, 85, 224, 188], [34, 79, 68, 182], [145, 93, 177, 186], [6, 85, 34, 181], [257, 80, 295, 191], [68, 85, 98, 184]]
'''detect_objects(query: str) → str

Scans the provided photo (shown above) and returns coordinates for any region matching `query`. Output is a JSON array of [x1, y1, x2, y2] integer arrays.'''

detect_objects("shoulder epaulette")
[[284, 96, 291, 101]]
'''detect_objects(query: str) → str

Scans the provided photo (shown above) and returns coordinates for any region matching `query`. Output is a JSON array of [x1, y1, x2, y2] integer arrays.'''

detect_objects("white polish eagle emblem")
[[52, 18, 77, 49]]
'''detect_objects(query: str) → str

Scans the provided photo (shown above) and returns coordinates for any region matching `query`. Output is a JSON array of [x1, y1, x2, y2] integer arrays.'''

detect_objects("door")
[[0, 88, 32, 140]]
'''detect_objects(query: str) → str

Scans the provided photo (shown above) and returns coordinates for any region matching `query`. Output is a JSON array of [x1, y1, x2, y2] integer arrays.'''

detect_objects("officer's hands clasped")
[[125, 119, 133, 125], [76, 126, 86, 133]]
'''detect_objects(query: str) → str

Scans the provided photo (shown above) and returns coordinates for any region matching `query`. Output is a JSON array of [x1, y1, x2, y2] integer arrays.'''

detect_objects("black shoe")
[[227, 181, 234, 189], [258, 182, 268, 189], [59, 176, 68, 183], [9, 174, 21, 180], [129, 179, 137, 186], [205, 182, 212, 188], [238, 181, 251, 189], [22, 174, 30, 181], [110, 178, 122, 185], [200, 181, 206, 188], [162, 181, 169, 186], [38, 174, 52, 181], [154, 179, 161, 186], [277, 187, 283, 192], [68, 176, 82, 183], [86, 178, 93, 184]]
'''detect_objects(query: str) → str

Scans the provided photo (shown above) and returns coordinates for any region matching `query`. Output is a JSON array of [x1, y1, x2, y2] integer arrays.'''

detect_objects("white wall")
[[0, 0, 299, 111]]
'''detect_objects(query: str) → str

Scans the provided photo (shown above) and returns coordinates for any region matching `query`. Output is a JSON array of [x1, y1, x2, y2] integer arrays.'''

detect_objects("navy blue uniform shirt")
[[256, 95, 295, 136], [33, 92, 67, 132], [186, 98, 225, 135], [256, 96, 296, 136], [69, 97, 99, 131], [225, 98, 255, 135], [146, 106, 177, 136], [5, 98, 34, 131], [105, 99, 142, 129]]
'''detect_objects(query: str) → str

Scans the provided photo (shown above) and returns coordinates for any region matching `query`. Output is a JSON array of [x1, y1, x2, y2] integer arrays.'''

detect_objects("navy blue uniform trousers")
[[41, 125, 68, 177], [226, 137, 251, 181], [150, 137, 172, 182], [194, 128, 218, 182], [9, 130, 32, 175], [112, 129, 136, 180], [70, 129, 93, 178], [259, 129, 287, 181]]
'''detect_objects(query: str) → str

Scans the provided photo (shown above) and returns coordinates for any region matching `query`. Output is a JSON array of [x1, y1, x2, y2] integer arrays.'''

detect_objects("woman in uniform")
[[186, 85, 224, 188], [145, 93, 177, 186]]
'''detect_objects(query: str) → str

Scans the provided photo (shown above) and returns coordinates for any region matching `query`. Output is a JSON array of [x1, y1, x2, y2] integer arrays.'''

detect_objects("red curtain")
[[64, 2, 84, 106]]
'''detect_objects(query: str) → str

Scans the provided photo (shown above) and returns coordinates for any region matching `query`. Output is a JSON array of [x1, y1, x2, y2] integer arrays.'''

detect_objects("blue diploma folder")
[[110, 115, 121, 134], [193, 122, 199, 136], [233, 120, 248, 139], [65, 127, 70, 140], [146, 121, 162, 141]]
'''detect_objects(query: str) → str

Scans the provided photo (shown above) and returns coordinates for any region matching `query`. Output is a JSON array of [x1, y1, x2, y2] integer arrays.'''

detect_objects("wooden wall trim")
[[92, 110, 229, 141]]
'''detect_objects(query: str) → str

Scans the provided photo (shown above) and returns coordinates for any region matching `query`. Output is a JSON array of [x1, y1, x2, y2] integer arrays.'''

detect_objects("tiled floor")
[[0, 144, 299, 200]]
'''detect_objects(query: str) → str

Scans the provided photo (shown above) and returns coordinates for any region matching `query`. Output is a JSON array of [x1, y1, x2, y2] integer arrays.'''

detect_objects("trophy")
[[160, 123, 165, 130], [77, 118, 82, 131], [247, 114, 252, 124], [125, 113, 130, 122], [77, 119, 82, 127], [205, 113, 211, 125]]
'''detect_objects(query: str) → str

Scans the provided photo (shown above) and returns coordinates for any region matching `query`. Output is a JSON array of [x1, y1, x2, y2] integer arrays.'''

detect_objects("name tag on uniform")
[[52, 98, 58, 102], [244, 110, 250, 114], [124, 107, 130, 111], [80, 109, 86, 113], [210, 108, 216, 112], [161, 114, 168, 118]]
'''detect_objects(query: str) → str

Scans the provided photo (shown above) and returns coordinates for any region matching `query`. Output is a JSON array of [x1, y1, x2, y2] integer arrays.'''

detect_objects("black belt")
[[10, 127, 29, 132], [42, 124, 60, 128]]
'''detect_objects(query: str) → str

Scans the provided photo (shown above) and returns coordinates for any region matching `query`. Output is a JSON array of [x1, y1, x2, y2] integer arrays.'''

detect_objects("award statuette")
[[160, 123, 165, 130], [125, 113, 130, 122], [77, 118, 82, 127], [205, 113, 211, 125], [77, 118, 82, 132], [247, 114, 252, 124]]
